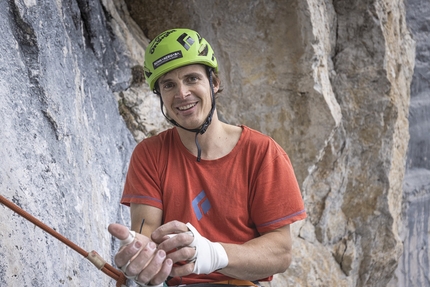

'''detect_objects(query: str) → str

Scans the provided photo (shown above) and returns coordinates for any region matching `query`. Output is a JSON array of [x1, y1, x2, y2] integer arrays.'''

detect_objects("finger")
[[126, 241, 158, 276], [169, 261, 195, 278], [165, 246, 196, 264], [108, 223, 131, 241], [135, 249, 167, 284], [151, 220, 188, 242], [151, 258, 173, 285], [157, 232, 194, 252], [114, 240, 143, 268]]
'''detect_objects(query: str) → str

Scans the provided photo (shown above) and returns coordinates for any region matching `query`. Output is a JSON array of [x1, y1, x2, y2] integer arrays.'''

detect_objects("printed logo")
[[192, 190, 211, 221], [177, 33, 195, 51], [149, 29, 176, 54], [153, 51, 183, 69]]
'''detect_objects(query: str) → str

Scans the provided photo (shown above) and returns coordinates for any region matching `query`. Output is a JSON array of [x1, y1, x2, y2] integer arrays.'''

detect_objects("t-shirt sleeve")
[[250, 141, 306, 234], [120, 141, 163, 209]]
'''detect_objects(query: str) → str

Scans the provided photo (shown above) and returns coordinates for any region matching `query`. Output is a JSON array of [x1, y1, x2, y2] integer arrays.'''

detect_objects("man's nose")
[[175, 83, 190, 99]]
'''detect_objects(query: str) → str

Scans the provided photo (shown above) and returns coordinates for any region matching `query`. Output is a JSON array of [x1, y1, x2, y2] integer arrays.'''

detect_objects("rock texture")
[[123, 0, 415, 286], [388, 0, 430, 286], [0, 0, 424, 287], [0, 0, 135, 286]]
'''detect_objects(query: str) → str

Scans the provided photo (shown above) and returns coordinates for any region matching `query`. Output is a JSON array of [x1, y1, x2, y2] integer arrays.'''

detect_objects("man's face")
[[158, 64, 219, 130]]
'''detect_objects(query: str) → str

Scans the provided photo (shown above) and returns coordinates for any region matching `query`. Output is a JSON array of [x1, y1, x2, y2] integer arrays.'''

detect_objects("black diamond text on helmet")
[[153, 51, 183, 70], [149, 29, 176, 54]]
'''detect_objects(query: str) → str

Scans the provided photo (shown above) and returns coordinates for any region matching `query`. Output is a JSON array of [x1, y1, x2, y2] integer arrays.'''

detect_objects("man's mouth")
[[177, 102, 197, 111]]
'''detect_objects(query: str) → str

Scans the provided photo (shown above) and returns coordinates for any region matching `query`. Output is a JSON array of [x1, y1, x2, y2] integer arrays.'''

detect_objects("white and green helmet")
[[144, 28, 218, 91]]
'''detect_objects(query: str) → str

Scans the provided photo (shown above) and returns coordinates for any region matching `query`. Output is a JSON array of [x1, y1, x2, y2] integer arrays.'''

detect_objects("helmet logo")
[[144, 69, 152, 79], [177, 33, 195, 51], [153, 51, 183, 69], [149, 29, 176, 54]]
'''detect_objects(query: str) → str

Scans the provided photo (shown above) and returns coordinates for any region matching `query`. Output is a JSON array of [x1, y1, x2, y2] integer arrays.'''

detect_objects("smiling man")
[[108, 28, 306, 287]]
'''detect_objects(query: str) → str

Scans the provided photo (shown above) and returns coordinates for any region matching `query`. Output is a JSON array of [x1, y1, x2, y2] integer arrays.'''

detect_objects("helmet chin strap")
[[157, 67, 216, 162]]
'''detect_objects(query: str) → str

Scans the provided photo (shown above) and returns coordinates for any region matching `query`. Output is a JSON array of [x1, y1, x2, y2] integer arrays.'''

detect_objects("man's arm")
[[130, 203, 163, 237], [153, 223, 293, 281], [219, 224, 292, 281], [112, 208, 293, 282]]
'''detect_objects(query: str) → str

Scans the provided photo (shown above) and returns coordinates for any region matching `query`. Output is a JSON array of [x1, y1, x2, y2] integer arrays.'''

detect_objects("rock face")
[[388, 0, 430, 286], [0, 0, 424, 287], [0, 0, 135, 286]]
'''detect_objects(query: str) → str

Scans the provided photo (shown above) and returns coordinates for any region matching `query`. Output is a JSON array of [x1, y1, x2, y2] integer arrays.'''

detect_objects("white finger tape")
[[120, 230, 136, 247], [165, 231, 193, 239], [120, 261, 136, 280], [120, 261, 130, 273], [134, 279, 164, 287]]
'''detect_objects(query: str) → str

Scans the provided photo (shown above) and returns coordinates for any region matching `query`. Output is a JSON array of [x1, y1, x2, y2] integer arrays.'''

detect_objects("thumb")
[[108, 223, 131, 241]]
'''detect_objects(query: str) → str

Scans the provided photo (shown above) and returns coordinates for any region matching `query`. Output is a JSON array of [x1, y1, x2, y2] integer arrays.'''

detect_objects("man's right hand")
[[108, 223, 173, 286]]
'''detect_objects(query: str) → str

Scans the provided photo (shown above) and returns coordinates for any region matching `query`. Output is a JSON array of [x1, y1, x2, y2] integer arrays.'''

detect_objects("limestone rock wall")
[[389, 0, 430, 286], [0, 0, 136, 286], [122, 0, 416, 286], [0, 0, 423, 287]]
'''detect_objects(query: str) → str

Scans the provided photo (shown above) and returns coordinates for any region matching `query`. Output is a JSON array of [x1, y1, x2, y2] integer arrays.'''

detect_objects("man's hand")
[[108, 223, 172, 286], [150, 220, 197, 277], [109, 220, 230, 281], [152, 221, 228, 276]]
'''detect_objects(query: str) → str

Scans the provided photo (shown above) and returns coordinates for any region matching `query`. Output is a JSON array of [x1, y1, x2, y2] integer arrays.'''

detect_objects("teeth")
[[178, 103, 196, 110]]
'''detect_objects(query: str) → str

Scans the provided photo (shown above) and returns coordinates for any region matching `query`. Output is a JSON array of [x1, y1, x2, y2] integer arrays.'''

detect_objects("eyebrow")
[[158, 77, 171, 86], [159, 71, 204, 86]]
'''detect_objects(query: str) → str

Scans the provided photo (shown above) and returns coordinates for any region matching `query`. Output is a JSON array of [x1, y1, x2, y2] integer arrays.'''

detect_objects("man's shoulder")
[[132, 128, 176, 157], [130, 128, 176, 166], [240, 125, 287, 156], [139, 128, 175, 144], [241, 125, 276, 145]]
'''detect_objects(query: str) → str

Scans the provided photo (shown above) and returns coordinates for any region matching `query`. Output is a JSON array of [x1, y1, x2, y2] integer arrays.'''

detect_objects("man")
[[108, 28, 306, 287]]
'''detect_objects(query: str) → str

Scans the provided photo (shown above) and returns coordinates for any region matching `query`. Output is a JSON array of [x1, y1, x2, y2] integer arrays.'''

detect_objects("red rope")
[[0, 195, 127, 287]]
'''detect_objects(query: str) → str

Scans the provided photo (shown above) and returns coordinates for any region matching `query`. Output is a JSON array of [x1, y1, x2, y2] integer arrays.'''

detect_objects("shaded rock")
[[121, 0, 415, 286], [0, 0, 135, 285], [388, 1, 430, 285], [0, 0, 422, 286]]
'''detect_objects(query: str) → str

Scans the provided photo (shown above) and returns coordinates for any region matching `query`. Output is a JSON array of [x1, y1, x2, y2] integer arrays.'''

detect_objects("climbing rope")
[[0, 195, 127, 287]]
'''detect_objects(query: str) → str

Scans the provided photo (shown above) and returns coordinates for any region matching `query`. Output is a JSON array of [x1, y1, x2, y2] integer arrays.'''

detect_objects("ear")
[[211, 74, 220, 93], [213, 80, 220, 93]]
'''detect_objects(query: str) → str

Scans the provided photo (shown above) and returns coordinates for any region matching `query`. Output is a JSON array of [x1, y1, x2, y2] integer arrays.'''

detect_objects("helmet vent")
[[198, 44, 209, 56]]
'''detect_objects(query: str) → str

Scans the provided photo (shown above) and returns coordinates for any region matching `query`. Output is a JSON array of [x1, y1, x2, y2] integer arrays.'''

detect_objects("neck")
[[176, 112, 221, 150], [176, 115, 242, 161]]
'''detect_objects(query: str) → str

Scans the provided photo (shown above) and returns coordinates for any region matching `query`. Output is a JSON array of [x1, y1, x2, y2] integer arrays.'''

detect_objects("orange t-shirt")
[[121, 125, 306, 285]]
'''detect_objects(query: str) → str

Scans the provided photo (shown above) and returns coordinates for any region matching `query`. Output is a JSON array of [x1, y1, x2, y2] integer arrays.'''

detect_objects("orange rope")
[[0, 195, 127, 287]]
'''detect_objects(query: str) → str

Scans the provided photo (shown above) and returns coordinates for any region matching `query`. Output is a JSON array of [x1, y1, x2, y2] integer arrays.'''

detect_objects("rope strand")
[[0, 195, 126, 287]]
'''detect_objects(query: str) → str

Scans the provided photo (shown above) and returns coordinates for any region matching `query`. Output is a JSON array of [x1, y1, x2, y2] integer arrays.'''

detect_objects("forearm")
[[219, 225, 292, 281]]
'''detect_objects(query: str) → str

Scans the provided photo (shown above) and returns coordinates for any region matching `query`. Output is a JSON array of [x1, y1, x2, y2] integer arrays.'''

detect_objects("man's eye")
[[163, 82, 174, 89], [188, 76, 198, 83]]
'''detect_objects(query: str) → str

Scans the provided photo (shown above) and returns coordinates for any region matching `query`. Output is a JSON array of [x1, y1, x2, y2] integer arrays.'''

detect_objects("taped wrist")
[[186, 223, 229, 275]]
